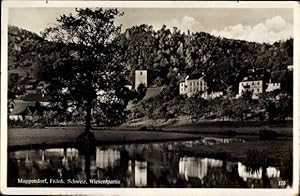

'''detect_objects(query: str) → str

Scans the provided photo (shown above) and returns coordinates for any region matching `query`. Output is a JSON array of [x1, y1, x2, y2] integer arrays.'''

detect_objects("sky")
[[8, 7, 293, 43]]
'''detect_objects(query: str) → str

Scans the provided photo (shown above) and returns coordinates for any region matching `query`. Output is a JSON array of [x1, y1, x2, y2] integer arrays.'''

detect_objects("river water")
[[7, 137, 291, 188]]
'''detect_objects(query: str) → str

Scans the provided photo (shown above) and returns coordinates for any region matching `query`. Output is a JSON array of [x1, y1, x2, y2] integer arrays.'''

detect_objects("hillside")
[[8, 25, 293, 93], [119, 25, 293, 93], [7, 25, 293, 126]]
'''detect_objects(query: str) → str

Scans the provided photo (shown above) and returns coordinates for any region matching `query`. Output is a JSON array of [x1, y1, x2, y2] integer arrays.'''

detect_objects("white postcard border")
[[1, 1, 299, 195]]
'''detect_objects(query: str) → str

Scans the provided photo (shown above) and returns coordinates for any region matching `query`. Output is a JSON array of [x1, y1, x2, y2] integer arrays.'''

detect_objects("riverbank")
[[7, 126, 293, 167], [8, 127, 202, 148], [179, 139, 292, 167], [122, 116, 292, 128], [8, 123, 293, 147]]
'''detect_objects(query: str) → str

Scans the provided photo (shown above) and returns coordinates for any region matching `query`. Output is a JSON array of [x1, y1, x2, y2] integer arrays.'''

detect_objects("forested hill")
[[118, 25, 293, 93], [8, 25, 67, 81], [8, 24, 293, 93]]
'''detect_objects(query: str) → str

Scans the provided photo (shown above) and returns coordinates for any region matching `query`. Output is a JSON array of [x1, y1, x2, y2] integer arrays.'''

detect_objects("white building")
[[207, 91, 224, 99], [238, 78, 263, 99], [179, 75, 208, 98], [266, 82, 281, 92], [135, 70, 147, 89]]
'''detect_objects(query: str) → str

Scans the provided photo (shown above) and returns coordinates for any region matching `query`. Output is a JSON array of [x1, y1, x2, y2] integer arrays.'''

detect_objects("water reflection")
[[179, 157, 223, 181], [8, 138, 289, 188]]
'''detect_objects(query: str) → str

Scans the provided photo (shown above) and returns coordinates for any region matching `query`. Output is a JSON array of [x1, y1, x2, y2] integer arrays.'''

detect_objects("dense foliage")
[[7, 10, 293, 125]]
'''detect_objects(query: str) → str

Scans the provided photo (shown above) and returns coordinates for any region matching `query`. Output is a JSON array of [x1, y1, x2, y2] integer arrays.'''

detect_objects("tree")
[[42, 8, 126, 133], [136, 83, 147, 101], [186, 95, 208, 121], [231, 91, 252, 121]]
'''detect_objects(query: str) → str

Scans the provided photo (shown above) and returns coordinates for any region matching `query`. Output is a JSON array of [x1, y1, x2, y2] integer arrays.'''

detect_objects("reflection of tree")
[[231, 164, 248, 188]]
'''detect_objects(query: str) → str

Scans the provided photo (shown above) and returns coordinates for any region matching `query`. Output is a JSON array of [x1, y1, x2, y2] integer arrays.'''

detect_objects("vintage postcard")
[[1, 1, 299, 195]]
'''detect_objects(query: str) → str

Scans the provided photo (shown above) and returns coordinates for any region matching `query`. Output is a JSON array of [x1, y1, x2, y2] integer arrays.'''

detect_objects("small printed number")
[[278, 180, 286, 186]]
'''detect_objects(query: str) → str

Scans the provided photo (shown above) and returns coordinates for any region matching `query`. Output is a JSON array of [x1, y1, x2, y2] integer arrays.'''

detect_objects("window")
[[257, 89, 259, 92], [257, 81, 260, 85], [140, 72, 143, 76], [252, 82, 254, 85]]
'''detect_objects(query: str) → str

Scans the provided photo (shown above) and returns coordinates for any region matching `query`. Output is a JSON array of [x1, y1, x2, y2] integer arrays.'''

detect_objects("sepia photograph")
[[1, 1, 299, 195]]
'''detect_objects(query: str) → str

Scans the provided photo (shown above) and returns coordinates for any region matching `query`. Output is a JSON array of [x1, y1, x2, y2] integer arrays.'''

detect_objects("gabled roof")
[[244, 68, 270, 81], [25, 89, 38, 94], [186, 73, 205, 80], [178, 73, 187, 83], [10, 101, 36, 115], [143, 86, 164, 101], [16, 94, 50, 102]]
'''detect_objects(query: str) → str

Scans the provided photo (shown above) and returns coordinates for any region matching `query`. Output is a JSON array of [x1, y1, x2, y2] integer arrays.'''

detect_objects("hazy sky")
[[8, 8, 293, 43]]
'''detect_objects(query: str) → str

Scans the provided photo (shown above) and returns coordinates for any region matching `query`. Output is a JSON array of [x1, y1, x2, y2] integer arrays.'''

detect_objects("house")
[[237, 68, 270, 99], [179, 74, 208, 98], [135, 70, 147, 89], [238, 78, 263, 99], [9, 101, 36, 121]]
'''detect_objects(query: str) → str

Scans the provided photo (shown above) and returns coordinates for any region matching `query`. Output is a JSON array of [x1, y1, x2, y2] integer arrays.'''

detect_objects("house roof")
[[10, 101, 36, 115], [25, 89, 38, 94], [143, 86, 164, 101], [242, 76, 264, 82], [16, 94, 50, 102], [244, 68, 270, 81], [179, 77, 186, 82], [186, 73, 204, 80]]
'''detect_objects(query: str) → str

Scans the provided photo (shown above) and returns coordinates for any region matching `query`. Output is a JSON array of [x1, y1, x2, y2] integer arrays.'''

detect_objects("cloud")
[[211, 16, 293, 43]]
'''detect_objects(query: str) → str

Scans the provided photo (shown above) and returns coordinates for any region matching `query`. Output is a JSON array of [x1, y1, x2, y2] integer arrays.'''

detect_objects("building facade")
[[179, 75, 208, 98], [135, 70, 147, 89], [266, 82, 281, 92], [238, 79, 263, 99]]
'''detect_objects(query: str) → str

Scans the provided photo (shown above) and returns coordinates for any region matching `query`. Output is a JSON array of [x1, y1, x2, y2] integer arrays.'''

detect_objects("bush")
[[259, 129, 278, 140]]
